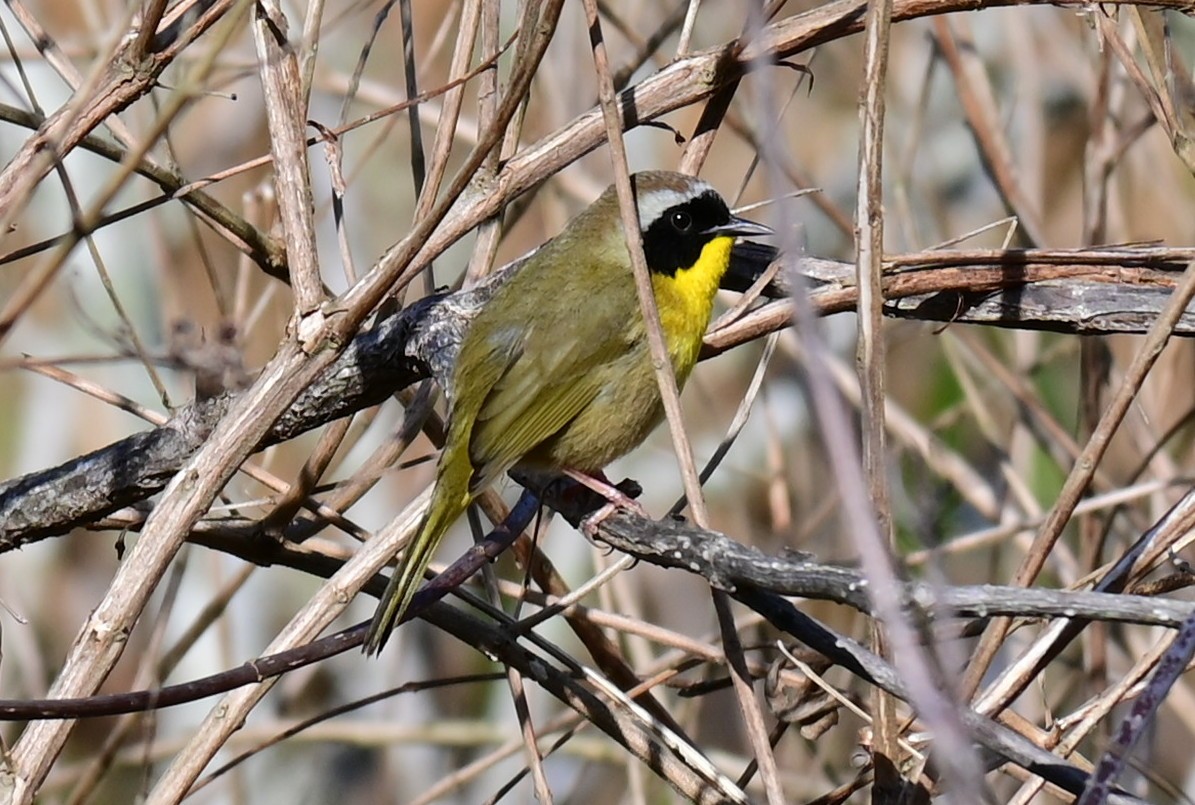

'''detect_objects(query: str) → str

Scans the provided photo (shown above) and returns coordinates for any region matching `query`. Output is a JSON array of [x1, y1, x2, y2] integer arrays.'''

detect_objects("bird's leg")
[[562, 469, 643, 510], [562, 469, 647, 538]]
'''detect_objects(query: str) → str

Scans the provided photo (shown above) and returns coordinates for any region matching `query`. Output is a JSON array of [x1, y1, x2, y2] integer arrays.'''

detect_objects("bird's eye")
[[670, 211, 693, 232]]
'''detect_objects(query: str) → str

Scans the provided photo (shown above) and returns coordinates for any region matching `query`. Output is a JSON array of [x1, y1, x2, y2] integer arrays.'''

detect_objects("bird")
[[364, 170, 772, 654]]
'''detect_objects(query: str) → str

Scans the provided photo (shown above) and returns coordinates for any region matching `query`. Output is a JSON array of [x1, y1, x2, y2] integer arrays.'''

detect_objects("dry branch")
[[0, 494, 1170, 803], [6, 246, 1195, 549]]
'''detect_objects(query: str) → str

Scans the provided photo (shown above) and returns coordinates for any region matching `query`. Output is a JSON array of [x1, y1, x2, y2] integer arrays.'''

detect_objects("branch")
[[0, 500, 1160, 803], [8, 506, 1192, 719], [586, 510, 1195, 630], [8, 245, 1195, 547]]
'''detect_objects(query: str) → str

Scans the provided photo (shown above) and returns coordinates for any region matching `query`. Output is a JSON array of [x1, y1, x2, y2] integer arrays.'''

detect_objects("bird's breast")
[[521, 236, 733, 473]]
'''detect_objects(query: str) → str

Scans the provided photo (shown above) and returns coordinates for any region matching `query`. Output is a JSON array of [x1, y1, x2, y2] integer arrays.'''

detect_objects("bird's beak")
[[703, 216, 774, 238]]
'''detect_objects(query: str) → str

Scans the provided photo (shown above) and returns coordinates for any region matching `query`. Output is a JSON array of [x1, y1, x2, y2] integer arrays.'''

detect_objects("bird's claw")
[[581, 501, 620, 540]]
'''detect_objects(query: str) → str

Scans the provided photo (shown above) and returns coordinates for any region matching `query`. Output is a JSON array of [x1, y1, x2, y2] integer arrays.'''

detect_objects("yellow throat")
[[651, 234, 735, 376]]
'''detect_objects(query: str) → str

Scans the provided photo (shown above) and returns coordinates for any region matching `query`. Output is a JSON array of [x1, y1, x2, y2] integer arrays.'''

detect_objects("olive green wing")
[[466, 321, 629, 488], [457, 245, 638, 488]]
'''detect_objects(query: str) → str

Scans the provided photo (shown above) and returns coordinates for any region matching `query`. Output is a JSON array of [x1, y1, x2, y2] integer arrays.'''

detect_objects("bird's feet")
[[562, 469, 647, 538]]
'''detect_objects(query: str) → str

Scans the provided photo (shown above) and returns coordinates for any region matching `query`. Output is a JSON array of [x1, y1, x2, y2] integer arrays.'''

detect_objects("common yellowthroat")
[[364, 171, 772, 653]]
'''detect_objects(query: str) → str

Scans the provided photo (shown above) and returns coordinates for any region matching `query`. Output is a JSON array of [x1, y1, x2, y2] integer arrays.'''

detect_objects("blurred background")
[[4, 0, 1195, 802]]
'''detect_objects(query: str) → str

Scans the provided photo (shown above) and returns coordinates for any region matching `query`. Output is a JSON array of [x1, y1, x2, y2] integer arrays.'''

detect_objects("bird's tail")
[[363, 452, 473, 655]]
